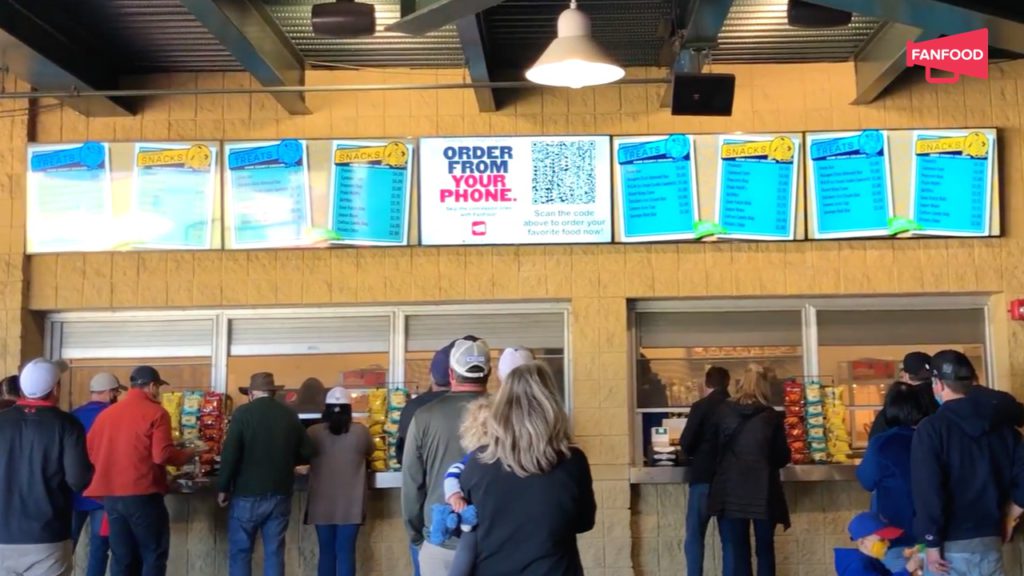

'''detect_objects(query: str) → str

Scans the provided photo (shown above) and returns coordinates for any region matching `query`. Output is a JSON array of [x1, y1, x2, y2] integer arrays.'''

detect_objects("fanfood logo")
[[906, 28, 988, 84]]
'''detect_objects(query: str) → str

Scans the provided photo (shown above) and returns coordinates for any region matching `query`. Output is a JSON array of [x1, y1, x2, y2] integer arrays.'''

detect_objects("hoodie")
[[911, 388, 1023, 548], [833, 548, 910, 576], [856, 427, 915, 548]]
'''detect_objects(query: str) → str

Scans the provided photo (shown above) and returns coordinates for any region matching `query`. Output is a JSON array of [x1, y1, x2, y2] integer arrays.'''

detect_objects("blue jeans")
[[944, 549, 1004, 575], [410, 543, 421, 576], [684, 484, 712, 576], [228, 494, 292, 576], [315, 524, 359, 576], [105, 494, 170, 576], [718, 517, 776, 576], [72, 509, 110, 576]]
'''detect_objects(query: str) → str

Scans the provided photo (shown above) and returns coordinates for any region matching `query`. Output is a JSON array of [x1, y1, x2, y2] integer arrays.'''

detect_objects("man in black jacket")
[[911, 350, 1024, 575], [0, 358, 93, 575], [678, 366, 730, 576]]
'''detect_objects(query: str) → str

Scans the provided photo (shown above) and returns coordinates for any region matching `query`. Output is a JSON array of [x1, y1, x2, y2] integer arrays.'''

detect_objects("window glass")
[[64, 357, 212, 411]]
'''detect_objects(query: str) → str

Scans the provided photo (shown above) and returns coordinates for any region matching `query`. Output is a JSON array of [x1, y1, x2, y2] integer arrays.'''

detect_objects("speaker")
[[311, 1, 376, 37], [670, 72, 735, 116], [787, 0, 852, 28]]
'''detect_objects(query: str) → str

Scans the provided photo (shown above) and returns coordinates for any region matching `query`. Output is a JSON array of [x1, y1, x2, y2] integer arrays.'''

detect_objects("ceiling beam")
[[851, 21, 937, 104], [0, 0, 131, 117], [387, 0, 506, 36], [807, 0, 1024, 53], [178, 0, 310, 115], [455, 15, 497, 112], [660, 0, 734, 108]]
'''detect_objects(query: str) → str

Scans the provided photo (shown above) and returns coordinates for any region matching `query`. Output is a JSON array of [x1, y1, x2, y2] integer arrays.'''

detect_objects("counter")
[[630, 463, 859, 484], [171, 471, 403, 494]]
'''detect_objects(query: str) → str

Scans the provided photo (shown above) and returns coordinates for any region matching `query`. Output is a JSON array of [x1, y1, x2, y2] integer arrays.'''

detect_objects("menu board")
[[131, 143, 218, 249], [27, 142, 113, 253], [418, 136, 612, 245], [806, 130, 893, 239], [224, 139, 311, 248], [613, 135, 698, 242], [329, 140, 413, 245], [910, 130, 995, 236], [715, 135, 801, 240]]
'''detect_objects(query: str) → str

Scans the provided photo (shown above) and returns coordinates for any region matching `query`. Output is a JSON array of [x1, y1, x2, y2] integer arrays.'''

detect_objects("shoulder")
[[352, 422, 370, 436]]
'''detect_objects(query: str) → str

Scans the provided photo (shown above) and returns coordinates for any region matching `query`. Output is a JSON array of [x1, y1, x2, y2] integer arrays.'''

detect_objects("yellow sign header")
[[914, 131, 988, 158], [334, 141, 409, 168], [136, 144, 212, 170]]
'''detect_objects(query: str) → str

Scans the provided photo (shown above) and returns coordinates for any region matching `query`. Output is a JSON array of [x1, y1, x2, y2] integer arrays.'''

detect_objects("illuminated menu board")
[[806, 130, 893, 239], [613, 135, 699, 242], [224, 139, 311, 248], [715, 134, 800, 240], [329, 140, 413, 245], [910, 130, 995, 236]]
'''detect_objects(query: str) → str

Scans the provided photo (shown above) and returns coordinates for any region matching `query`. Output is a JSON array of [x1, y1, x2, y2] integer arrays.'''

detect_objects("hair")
[[454, 372, 489, 387], [0, 375, 19, 400], [479, 362, 571, 477], [297, 377, 326, 404], [459, 397, 492, 452], [882, 381, 929, 428], [939, 376, 973, 396], [729, 364, 772, 406], [705, 366, 730, 391], [323, 403, 353, 436]]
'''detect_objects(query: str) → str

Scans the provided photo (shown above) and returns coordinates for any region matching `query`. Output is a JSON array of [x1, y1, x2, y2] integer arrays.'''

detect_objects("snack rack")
[[781, 376, 851, 465]]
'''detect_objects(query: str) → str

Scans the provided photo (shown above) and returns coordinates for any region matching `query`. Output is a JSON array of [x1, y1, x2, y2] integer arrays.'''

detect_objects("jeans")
[[684, 484, 712, 576], [449, 532, 477, 576], [0, 542, 72, 576], [944, 550, 1004, 576], [418, 542, 455, 576], [72, 509, 110, 576], [315, 524, 359, 576], [718, 517, 776, 576], [409, 542, 421, 576], [105, 494, 170, 576], [881, 547, 909, 573], [228, 494, 292, 576]]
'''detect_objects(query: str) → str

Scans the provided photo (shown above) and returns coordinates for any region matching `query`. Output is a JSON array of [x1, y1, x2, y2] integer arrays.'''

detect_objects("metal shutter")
[[639, 311, 804, 348], [228, 316, 391, 356], [406, 313, 565, 352], [817, 309, 986, 346], [60, 319, 214, 359]]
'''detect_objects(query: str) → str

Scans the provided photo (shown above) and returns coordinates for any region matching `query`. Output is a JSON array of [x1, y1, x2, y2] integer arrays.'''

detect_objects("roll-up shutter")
[[406, 313, 565, 352], [639, 311, 803, 348], [60, 319, 215, 359], [229, 316, 391, 356]]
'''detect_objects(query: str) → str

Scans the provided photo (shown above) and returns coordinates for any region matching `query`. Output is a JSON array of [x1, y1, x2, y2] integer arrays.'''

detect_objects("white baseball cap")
[[20, 358, 69, 399], [450, 337, 491, 378], [325, 386, 351, 405], [498, 347, 534, 382], [89, 372, 125, 393]]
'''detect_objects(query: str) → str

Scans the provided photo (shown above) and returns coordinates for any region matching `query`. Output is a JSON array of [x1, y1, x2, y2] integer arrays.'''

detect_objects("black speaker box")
[[787, 0, 852, 28], [670, 72, 735, 116]]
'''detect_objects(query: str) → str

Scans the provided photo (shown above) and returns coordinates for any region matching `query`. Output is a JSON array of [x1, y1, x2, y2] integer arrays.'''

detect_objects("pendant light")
[[525, 0, 625, 89]]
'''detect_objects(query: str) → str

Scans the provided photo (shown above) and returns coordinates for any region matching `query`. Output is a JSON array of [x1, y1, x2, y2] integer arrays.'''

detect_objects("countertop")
[[630, 463, 859, 484], [171, 471, 402, 494]]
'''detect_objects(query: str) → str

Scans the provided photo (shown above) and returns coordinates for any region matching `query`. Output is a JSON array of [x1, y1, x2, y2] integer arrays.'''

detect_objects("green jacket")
[[217, 396, 314, 497]]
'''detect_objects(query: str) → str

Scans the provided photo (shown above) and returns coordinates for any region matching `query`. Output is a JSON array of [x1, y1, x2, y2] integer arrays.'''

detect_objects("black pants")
[[105, 494, 170, 576]]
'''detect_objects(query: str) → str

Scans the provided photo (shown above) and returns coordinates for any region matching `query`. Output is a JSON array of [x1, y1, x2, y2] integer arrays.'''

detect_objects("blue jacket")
[[834, 548, 910, 576], [70, 401, 110, 512], [911, 387, 1023, 548], [856, 427, 915, 548]]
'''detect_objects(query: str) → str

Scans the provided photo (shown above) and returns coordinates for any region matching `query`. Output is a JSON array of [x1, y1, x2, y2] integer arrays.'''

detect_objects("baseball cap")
[[89, 372, 125, 393], [450, 336, 491, 378], [20, 358, 68, 399], [130, 366, 169, 387], [848, 512, 904, 541], [430, 342, 455, 387], [498, 347, 534, 382], [901, 352, 932, 378], [928, 349, 977, 383], [325, 386, 351, 405]]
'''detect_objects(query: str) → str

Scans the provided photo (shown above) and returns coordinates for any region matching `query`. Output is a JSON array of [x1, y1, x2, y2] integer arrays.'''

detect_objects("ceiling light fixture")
[[525, 0, 625, 89]]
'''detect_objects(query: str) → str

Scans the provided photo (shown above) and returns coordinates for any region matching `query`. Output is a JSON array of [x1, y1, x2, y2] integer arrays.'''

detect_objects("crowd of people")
[[678, 350, 1024, 576], [0, 335, 596, 576]]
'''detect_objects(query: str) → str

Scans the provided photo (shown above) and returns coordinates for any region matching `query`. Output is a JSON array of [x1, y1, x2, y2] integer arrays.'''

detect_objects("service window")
[[404, 311, 568, 401], [816, 308, 987, 448]]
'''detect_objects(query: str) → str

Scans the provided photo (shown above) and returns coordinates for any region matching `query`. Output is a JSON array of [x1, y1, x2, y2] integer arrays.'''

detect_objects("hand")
[[295, 465, 310, 476], [447, 493, 468, 513], [1004, 502, 1023, 543], [926, 548, 950, 574], [904, 550, 924, 574], [217, 492, 230, 508]]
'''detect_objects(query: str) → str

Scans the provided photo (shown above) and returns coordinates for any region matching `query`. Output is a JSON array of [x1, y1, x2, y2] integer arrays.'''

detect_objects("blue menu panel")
[[27, 142, 111, 253], [331, 141, 413, 245], [225, 139, 310, 248], [615, 135, 698, 241], [717, 136, 799, 240], [808, 130, 892, 238], [911, 131, 993, 236], [133, 144, 217, 249]]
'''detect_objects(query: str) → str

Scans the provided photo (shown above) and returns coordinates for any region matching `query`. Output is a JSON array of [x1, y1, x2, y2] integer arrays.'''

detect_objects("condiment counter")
[[171, 471, 403, 494], [630, 462, 859, 484]]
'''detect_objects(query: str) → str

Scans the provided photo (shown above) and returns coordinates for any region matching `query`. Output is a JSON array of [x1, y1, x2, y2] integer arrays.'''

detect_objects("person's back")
[[307, 421, 372, 522], [857, 427, 915, 549], [219, 396, 310, 497], [461, 447, 594, 576]]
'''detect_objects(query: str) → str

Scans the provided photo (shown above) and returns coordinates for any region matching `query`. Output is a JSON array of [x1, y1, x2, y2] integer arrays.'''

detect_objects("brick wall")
[[17, 61, 1024, 575]]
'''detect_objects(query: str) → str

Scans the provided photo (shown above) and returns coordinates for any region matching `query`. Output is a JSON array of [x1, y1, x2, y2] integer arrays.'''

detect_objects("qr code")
[[531, 141, 597, 205]]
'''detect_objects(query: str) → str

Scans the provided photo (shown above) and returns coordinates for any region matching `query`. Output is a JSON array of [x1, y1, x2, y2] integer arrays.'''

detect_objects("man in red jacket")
[[85, 366, 196, 576]]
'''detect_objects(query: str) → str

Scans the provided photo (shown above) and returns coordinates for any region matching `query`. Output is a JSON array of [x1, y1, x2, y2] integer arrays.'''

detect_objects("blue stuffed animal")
[[428, 503, 479, 545]]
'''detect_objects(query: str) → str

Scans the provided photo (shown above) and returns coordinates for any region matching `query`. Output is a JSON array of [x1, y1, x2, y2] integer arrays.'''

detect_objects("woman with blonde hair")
[[457, 362, 596, 575], [709, 364, 791, 576]]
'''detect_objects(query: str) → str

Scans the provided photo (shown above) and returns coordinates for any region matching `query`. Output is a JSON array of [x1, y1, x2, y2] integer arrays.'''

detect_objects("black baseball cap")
[[928, 350, 977, 383], [130, 366, 169, 387], [902, 352, 932, 377]]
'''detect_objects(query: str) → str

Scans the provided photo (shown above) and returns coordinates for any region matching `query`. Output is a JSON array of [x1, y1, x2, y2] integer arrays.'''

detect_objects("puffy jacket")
[[0, 401, 93, 544], [856, 427, 915, 548], [834, 548, 910, 576]]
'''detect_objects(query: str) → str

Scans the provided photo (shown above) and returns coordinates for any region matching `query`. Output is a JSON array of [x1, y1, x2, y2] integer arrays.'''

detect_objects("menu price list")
[[718, 136, 798, 239], [809, 131, 891, 237]]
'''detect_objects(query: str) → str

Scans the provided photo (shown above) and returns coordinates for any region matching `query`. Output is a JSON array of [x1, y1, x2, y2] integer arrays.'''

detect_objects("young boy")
[[834, 512, 924, 576]]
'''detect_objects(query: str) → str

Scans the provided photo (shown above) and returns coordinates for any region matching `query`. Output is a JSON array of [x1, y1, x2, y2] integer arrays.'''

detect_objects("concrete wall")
[[11, 61, 1024, 574]]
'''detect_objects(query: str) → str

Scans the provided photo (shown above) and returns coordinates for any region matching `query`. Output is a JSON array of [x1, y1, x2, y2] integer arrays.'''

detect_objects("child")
[[443, 397, 491, 576], [834, 512, 923, 576]]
